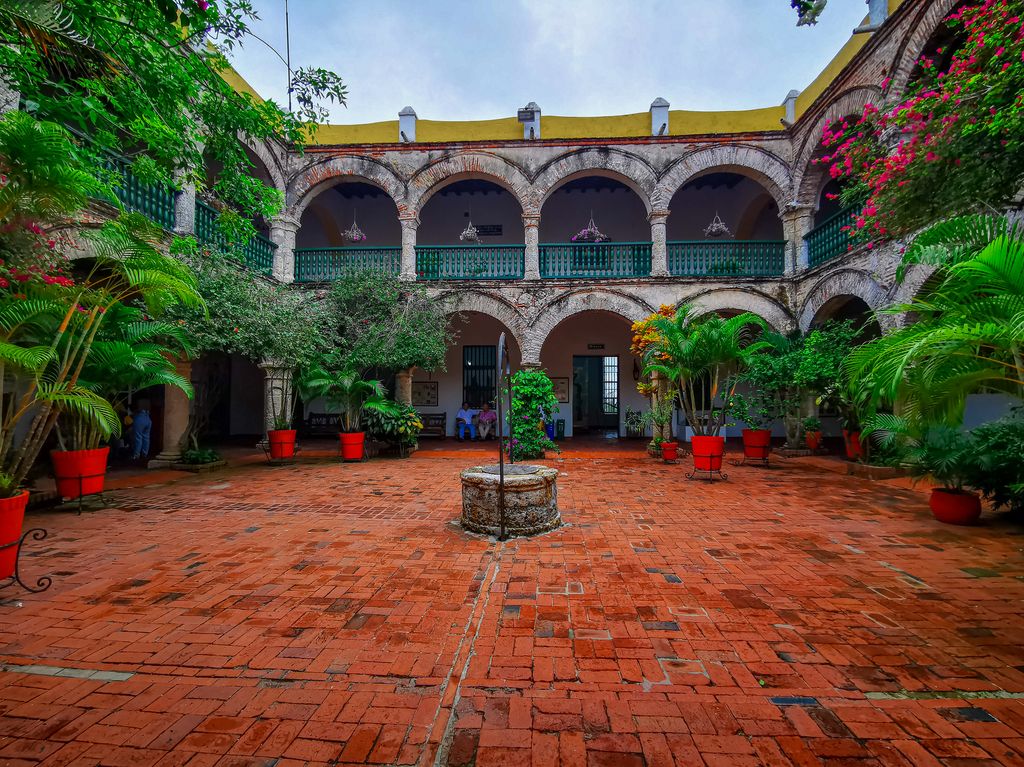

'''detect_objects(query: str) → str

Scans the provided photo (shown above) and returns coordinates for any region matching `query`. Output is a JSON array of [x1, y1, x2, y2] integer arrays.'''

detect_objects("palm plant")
[[54, 305, 193, 451], [297, 366, 397, 433], [643, 305, 768, 437], [848, 214, 1024, 422]]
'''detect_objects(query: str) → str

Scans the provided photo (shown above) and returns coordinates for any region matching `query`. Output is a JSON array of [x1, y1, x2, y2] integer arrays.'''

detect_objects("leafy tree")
[[821, 1, 1024, 238], [0, 0, 347, 230], [322, 271, 452, 375]]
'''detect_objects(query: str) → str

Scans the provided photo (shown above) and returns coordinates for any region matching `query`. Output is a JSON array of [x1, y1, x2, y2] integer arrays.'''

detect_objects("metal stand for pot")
[[0, 529, 53, 593], [740, 446, 771, 467], [685, 447, 728, 482], [260, 441, 302, 465]]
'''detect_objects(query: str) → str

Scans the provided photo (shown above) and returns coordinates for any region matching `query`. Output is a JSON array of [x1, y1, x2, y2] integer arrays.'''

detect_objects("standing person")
[[477, 402, 498, 440], [131, 399, 152, 460], [455, 402, 477, 441]]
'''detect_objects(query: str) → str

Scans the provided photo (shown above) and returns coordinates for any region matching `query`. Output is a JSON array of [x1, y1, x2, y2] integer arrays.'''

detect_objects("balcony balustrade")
[[294, 247, 401, 282], [539, 242, 652, 279], [806, 206, 861, 268], [667, 240, 786, 277], [415, 245, 525, 280]]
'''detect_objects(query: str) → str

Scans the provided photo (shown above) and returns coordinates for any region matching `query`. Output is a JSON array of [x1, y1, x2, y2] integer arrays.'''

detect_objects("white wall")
[[413, 312, 522, 437], [539, 311, 647, 438]]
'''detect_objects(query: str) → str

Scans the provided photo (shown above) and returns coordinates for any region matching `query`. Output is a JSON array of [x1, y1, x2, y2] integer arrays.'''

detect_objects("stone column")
[[269, 214, 300, 283], [648, 209, 671, 277], [260, 360, 294, 434], [781, 205, 816, 275], [0, 78, 19, 114], [399, 214, 419, 281], [150, 358, 193, 468], [523, 213, 541, 280], [395, 368, 413, 406], [651, 370, 673, 444], [173, 175, 197, 236]]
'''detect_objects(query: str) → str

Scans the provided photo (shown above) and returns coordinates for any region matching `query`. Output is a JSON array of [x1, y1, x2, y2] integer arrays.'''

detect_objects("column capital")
[[270, 214, 301, 233], [781, 203, 816, 219], [399, 213, 421, 228], [647, 209, 671, 223], [522, 213, 541, 228], [258, 359, 293, 373]]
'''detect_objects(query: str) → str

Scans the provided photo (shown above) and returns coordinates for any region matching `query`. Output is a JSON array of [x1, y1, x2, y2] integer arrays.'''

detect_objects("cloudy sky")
[[226, 1, 870, 124]]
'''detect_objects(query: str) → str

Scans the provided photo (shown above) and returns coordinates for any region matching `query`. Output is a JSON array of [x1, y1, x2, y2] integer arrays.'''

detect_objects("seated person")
[[455, 402, 478, 441], [477, 402, 498, 440]]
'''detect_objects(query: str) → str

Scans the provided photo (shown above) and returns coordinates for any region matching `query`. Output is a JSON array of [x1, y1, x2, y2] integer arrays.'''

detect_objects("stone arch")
[[525, 289, 654, 365], [798, 268, 889, 332], [242, 138, 287, 195], [286, 155, 406, 219], [888, 262, 940, 327], [888, 0, 962, 98], [792, 86, 882, 207], [654, 145, 792, 209], [407, 153, 533, 216], [683, 288, 795, 333], [534, 148, 657, 213], [443, 289, 528, 354]]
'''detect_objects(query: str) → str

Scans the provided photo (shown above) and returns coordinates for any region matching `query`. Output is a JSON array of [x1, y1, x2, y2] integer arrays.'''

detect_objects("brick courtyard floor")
[[2, 445, 1024, 766]]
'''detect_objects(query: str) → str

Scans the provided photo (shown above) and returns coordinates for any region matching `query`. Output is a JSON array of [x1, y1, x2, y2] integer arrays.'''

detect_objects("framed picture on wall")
[[411, 381, 438, 407], [551, 377, 570, 404]]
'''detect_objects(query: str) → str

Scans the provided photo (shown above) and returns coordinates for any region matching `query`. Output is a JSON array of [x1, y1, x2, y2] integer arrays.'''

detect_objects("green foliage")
[[322, 272, 451, 374], [508, 369, 559, 461], [181, 447, 221, 465], [900, 426, 976, 491], [0, 0, 346, 230], [364, 401, 423, 456], [642, 305, 768, 437], [848, 215, 1024, 425], [297, 366, 397, 433], [727, 390, 777, 430], [624, 407, 644, 436], [964, 410, 1024, 514], [802, 416, 821, 431]]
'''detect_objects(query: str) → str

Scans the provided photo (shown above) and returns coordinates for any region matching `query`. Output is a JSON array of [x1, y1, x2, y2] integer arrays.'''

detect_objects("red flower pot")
[[691, 435, 725, 472], [660, 442, 678, 462], [929, 488, 982, 526], [50, 447, 109, 500], [339, 432, 365, 462], [805, 431, 822, 451], [0, 491, 29, 579], [268, 429, 297, 459], [741, 429, 771, 460], [842, 430, 863, 460]]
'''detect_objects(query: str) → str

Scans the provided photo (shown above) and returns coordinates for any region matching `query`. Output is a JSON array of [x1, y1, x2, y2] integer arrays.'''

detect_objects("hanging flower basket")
[[459, 220, 481, 243], [570, 215, 609, 243], [343, 214, 367, 243]]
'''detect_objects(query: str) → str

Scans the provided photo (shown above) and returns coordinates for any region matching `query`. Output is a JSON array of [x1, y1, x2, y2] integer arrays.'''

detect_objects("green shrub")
[[802, 417, 821, 431], [365, 401, 423, 457], [181, 448, 221, 465], [966, 410, 1024, 515], [508, 370, 559, 461]]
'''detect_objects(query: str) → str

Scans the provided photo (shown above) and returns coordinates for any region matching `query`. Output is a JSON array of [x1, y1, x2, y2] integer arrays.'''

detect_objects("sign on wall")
[[551, 377, 570, 403], [411, 381, 438, 407]]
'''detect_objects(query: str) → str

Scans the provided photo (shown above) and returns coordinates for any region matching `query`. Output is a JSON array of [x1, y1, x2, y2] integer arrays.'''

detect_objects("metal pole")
[[496, 333, 506, 540], [284, 0, 293, 113]]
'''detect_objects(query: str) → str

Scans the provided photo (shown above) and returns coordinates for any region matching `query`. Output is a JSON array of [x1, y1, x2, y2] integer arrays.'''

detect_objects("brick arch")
[[798, 268, 889, 332], [534, 148, 657, 213], [654, 145, 792, 209], [889, 263, 940, 327], [407, 153, 533, 216], [445, 290, 528, 355], [792, 86, 882, 207], [242, 138, 287, 195], [888, 0, 962, 98], [286, 156, 406, 219], [525, 289, 654, 365], [683, 288, 795, 333]]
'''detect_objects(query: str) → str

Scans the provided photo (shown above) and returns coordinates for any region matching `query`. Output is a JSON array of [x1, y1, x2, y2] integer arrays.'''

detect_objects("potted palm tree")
[[51, 305, 193, 498], [643, 306, 767, 476], [298, 366, 397, 461], [265, 365, 299, 460]]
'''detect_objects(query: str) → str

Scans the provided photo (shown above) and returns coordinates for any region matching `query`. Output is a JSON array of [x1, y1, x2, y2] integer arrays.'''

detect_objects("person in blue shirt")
[[455, 402, 478, 441], [130, 400, 153, 460]]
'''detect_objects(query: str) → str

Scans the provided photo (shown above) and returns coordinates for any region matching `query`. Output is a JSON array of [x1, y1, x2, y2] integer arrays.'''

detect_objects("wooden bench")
[[418, 412, 446, 439]]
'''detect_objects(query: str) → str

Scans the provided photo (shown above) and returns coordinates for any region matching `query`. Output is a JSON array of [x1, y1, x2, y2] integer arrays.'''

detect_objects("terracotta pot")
[[805, 430, 822, 451], [0, 491, 29, 579], [691, 435, 725, 472], [929, 488, 982, 526], [741, 429, 771, 460], [50, 447, 109, 499], [338, 432, 366, 462], [842, 430, 863, 460], [660, 442, 678, 462], [268, 429, 297, 460]]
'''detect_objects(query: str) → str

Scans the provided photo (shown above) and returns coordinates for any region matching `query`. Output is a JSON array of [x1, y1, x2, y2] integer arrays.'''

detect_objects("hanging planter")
[[460, 219, 481, 244], [570, 214, 609, 243], [343, 213, 366, 243]]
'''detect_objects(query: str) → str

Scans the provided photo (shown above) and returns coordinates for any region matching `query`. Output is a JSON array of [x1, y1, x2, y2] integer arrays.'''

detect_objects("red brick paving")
[[2, 444, 1024, 766]]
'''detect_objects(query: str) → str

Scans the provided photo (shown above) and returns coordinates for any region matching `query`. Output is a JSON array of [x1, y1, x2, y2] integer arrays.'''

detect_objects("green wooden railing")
[[539, 242, 652, 279], [294, 247, 401, 282], [97, 150, 177, 230], [416, 245, 524, 280], [667, 240, 786, 277], [805, 206, 860, 267], [195, 200, 277, 275]]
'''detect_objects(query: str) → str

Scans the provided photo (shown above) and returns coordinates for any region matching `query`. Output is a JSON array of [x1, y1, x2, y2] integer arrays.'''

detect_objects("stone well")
[[460, 464, 560, 537]]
